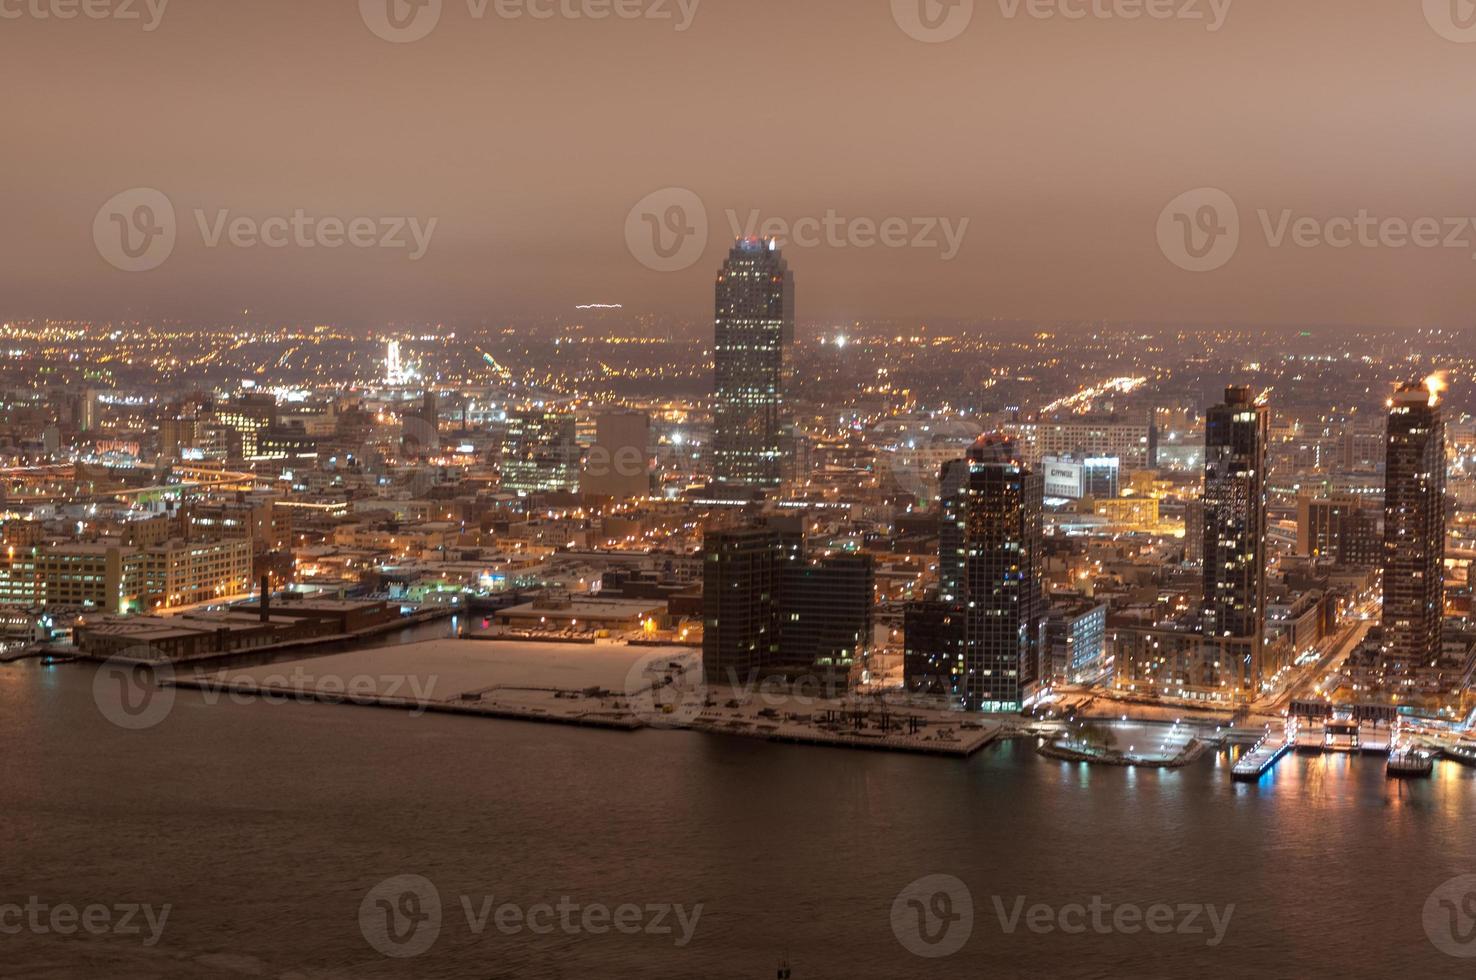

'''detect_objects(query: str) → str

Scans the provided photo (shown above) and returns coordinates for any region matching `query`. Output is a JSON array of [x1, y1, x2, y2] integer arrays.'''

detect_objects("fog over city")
[[2, 0, 1474, 325]]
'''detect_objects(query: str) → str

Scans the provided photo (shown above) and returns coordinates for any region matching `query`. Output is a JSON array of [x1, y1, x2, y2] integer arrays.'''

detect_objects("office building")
[[712, 238, 794, 490], [584, 410, 651, 500], [1035, 415, 1155, 470], [1044, 600, 1109, 684], [1381, 379, 1447, 671], [1201, 386, 1269, 687], [501, 409, 580, 496], [702, 525, 872, 688], [1295, 494, 1381, 566]]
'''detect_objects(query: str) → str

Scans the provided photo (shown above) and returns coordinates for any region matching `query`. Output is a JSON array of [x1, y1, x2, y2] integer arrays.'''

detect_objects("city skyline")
[[15, 4, 1476, 977]]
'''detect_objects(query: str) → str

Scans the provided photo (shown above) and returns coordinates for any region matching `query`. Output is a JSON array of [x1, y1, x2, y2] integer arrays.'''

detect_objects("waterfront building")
[[1201, 386, 1269, 687], [701, 525, 872, 688], [1381, 379, 1448, 673], [1044, 599, 1109, 684]]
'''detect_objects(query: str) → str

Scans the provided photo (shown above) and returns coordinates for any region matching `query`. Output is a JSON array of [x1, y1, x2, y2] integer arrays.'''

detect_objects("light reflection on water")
[[0, 663, 1472, 979]]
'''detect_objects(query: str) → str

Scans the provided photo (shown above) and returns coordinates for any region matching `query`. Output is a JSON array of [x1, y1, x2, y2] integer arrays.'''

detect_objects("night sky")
[[4, 0, 1475, 327]]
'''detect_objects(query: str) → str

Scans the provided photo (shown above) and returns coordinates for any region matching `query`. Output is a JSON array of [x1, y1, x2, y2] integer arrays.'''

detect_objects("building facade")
[[1201, 386, 1269, 689], [712, 238, 794, 490], [501, 410, 580, 496], [1381, 379, 1447, 672], [958, 437, 1045, 710]]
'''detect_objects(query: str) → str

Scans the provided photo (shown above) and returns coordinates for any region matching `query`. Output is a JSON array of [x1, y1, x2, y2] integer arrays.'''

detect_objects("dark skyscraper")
[[958, 436, 1045, 711], [702, 526, 782, 686], [1201, 385, 1268, 687], [712, 238, 794, 490], [702, 523, 872, 689], [1382, 378, 1447, 670], [904, 439, 1046, 709]]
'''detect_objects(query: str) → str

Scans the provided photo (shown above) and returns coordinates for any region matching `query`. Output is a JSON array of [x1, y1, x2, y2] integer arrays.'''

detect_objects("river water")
[[3, 647, 1476, 979]]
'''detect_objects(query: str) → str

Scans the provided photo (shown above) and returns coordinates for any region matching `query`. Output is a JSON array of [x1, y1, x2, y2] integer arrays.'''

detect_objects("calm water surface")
[[3, 651, 1475, 979]]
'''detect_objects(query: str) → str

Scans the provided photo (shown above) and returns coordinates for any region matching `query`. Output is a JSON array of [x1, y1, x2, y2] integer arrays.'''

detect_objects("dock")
[[1232, 726, 1296, 781], [1441, 746, 1476, 767], [1388, 747, 1435, 778]]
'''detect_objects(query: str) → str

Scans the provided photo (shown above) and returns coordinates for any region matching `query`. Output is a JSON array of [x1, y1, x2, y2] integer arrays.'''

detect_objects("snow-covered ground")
[[181, 639, 1005, 755], [199, 638, 690, 704]]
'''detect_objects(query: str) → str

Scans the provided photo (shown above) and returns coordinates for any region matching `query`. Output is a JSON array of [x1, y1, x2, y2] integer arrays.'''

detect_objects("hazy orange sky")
[[4, 0, 1476, 328]]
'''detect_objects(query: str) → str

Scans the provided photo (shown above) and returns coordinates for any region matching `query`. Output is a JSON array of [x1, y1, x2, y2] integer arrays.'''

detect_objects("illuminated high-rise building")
[[385, 340, 404, 386], [905, 438, 1045, 709], [1381, 379, 1447, 670], [1201, 386, 1268, 692], [958, 436, 1044, 711], [501, 409, 579, 496], [1201, 386, 1268, 667], [712, 238, 794, 490]]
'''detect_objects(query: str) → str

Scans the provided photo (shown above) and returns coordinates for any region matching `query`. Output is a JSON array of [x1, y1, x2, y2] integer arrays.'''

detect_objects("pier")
[[1232, 719, 1297, 781]]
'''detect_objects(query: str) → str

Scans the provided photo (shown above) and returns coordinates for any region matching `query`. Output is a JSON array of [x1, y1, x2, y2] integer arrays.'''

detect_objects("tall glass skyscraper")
[[959, 436, 1044, 711], [1201, 385, 1269, 689], [1382, 379, 1447, 671], [712, 238, 794, 490]]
